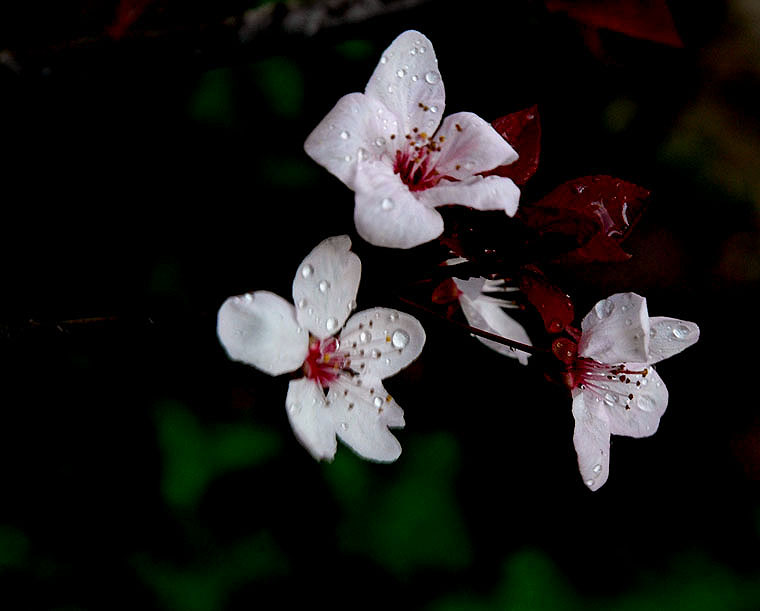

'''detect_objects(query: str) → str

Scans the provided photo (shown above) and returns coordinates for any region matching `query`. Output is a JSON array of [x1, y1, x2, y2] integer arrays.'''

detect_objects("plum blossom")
[[453, 277, 531, 365], [304, 30, 520, 249], [566, 293, 699, 490], [217, 236, 425, 462]]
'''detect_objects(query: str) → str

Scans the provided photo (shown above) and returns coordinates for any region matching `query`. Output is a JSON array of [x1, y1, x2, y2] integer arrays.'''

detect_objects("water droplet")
[[357, 147, 368, 161], [418, 46, 426, 54], [625, 318, 632, 326], [380, 55, 388, 64], [387, 85, 393, 93], [585, 479, 595, 487], [384, 358, 391, 365], [650, 328, 657, 339], [347, 299, 357, 312], [339, 130, 350, 140], [343, 155, 352, 162], [429, 105, 438, 113], [381, 197, 394, 211], [326, 317, 339, 332], [392, 329, 410, 349], [411, 75, 418, 82], [340, 422, 349, 431], [375, 137, 386, 147], [301, 264, 313, 278], [637, 395, 656, 412], [371, 348, 382, 359], [288, 403, 299, 414], [373, 396, 383, 408], [592, 464, 602, 474], [409, 48, 417, 56], [318, 280, 330, 293], [297, 298, 307, 309], [424, 71, 440, 84], [603, 393, 617, 406], [672, 324, 690, 339], [595, 298, 614, 319], [388, 311, 399, 321], [307, 307, 314, 316], [396, 68, 406, 78], [464, 161, 475, 170], [359, 331, 371, 344]]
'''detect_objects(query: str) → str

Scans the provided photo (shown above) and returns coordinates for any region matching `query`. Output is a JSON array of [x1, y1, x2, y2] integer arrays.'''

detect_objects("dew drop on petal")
[[344, 155, 352, 162], [340, 422, 349, 431], [373, 396, 383, 408], [359, 331, 372, 344], [585, 479, 595, 487], [409, 48, 417, 56], [326, 317, 339, 333], [418, 46, 425, 54], [384, 357, 391, 365], [429, 105, 438, 113], [297, 298, 307, 309], [375, 137, 386, 147], [357, 147, 368, 161], [637, 395, 656, 412], [673, 324, 690, 339], [603, 393, 617, 407], [380, 55, 388, 64], [411, 75, 418, 82], [595, 298, 614, 319], [381, 197, 394, 211], [301, 264, 313, 278], [347, 299, 357, 312], [391, 329, 410, 349], [424, 71, 439, 84], [371, 348, 382, 359], [388, 311, 399, 321], [625, 318, 632, 326], [387, 85, 394, 93], [396, 69, 406, 78], [319, 280, 330, 293], [288, 403, 299, 414], [339, 130, 350, 140], [464, 161, 475, 170], [592, 464, 602, 474]]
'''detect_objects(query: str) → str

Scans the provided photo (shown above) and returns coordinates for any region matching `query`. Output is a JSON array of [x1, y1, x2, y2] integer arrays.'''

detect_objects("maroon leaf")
[[431, 278, 461, 305], [545, 0, 683, 47], [107, 0, 154, 40], [484, 105, 541, 186], [518, 175, 649, 263], [518, 265, 574, 334]]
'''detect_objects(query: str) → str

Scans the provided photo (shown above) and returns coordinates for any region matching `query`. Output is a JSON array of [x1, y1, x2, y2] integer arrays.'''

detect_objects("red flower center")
[[303, 337, 345, 388], [393, 129, 448, 192]]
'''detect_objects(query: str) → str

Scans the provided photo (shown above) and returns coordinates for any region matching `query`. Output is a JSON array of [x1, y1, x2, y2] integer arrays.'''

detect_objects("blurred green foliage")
[[156, 400, 281, 510], [0, 525, 29, 569]]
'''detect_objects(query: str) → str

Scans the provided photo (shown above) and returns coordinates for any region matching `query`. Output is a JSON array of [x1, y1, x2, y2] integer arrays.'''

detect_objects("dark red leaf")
[[518, 175, 649, 263], [107, 0, 154, 40], [545, 0, 683, 47], [484, 105, 541, 185], [431, 278, 461, 305], [518, 265, 575, 334]]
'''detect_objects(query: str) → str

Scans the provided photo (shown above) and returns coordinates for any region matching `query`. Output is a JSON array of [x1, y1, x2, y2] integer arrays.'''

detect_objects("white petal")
[[457, 291, 531, 365], [579, 293, 650, 364], [285, 378, 337, 461], [365, 30, 445, 138], [339, 308, 426, 380], [304, 93, 400, 190], [572, 392, 611, 491], [601, 365, 669, 438], [647, 317, 700, 365], [421, 174, 520, 216], [433, 112, 518, 179], [217, 291, 308, 376], [353, 161, 444, 248], [292, 235, 361, 340], [325, 376, 404, 462]]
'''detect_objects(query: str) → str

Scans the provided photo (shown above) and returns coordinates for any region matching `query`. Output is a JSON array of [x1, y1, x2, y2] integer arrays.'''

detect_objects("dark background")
[[0, 1, 758, 609]]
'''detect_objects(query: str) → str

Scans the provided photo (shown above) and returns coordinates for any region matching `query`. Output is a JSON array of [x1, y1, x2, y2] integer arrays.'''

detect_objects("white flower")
[[304, 30, 520, 249], [568, 293, 699, 490], [453, 277, 531, 365], [217, 236, 425, 462]]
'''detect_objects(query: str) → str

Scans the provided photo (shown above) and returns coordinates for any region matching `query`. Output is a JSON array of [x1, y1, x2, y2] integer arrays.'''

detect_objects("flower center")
[[303, 336, 347, 387], [393, 127, 447, 191], [570, 358, 651, 410]]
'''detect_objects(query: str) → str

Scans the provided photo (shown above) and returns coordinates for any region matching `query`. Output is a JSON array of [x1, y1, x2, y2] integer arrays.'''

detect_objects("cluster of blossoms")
[[217, 30, 699, 490]]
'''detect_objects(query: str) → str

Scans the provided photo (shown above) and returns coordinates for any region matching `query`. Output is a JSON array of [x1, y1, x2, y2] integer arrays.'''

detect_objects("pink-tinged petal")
[[304, 93, 400, 190], [421, 174, 520, 216], [434, 112, 518, 179], [456, 290, 531, 365], [286, 378, 337, 461], [353, 162, 444, 248], [602, 365, 669, 438], [325, 376, 404, 462], [339, 307, 426, 380], [365, 30, 445, 138], [647, 317, 700, 365], [292, 235, 361, 340], [217, 291, 308, 376], [579, 293, 649, 364], [572, 392, 610, 491]]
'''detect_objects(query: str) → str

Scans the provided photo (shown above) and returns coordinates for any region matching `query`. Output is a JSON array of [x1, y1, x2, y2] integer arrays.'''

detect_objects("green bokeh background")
[[0, 1, 758, 609]]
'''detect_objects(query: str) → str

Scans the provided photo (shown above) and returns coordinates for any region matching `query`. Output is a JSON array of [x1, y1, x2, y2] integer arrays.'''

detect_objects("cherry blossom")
[[217, 236, 425, 462], [453, 277, 531, 365], [566, 293, 699, 490], [304, 30, 520, 249]]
